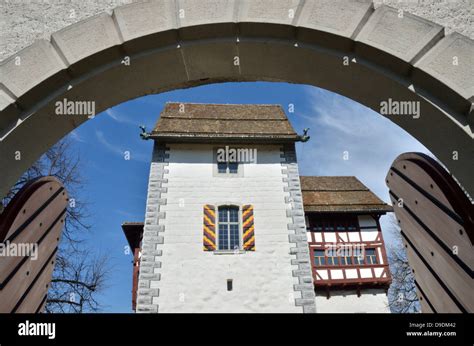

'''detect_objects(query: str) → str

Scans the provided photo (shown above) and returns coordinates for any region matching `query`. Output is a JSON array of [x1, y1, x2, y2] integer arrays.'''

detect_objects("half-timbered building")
[[301, 176, 392, 312]]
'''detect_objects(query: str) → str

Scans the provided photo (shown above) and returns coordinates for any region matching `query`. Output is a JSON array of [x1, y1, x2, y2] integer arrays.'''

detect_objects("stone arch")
[[0, 0, 472, 199]]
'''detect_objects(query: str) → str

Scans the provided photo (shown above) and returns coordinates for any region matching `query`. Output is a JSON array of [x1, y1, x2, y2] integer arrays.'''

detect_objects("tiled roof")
[[300, 176, 393, 214], [150, 103, 301, 143]]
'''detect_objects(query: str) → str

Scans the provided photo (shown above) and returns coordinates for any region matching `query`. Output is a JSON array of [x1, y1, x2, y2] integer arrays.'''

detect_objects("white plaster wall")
[[316, 289, 390, 313], [157, 143, 301, 313], [358, 215, 377, 228]]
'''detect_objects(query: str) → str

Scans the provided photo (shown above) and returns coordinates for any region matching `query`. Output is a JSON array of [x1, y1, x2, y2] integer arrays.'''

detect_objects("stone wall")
[[1, 0, 472, 62]]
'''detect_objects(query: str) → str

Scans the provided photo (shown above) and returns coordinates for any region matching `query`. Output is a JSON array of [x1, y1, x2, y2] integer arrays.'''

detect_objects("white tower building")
[[122, 102, 392, 313]]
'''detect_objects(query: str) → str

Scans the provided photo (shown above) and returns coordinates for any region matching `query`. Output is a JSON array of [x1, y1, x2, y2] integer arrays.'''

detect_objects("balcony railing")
[[312, 263, 391, 287]]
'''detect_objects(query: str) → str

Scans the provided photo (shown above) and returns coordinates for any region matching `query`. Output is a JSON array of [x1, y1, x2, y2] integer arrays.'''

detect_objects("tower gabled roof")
[[300, 176, 393, 214], [150, 102, 301, 143]]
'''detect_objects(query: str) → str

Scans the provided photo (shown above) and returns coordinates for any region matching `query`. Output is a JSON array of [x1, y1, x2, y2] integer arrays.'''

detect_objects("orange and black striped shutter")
[[242, 205, 255, 251], [203, 204, 216, 251]]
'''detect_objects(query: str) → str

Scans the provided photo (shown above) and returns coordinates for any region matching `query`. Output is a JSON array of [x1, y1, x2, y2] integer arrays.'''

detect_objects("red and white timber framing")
[[306, 214, 391, 290]]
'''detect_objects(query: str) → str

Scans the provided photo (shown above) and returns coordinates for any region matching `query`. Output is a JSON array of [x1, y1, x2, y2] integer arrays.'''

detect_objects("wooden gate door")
[[386, 152, 473, 313], [0, 177, 68, 313]]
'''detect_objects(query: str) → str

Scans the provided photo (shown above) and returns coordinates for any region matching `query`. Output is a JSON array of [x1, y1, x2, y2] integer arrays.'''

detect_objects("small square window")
[[228, 162, 238, 174], [214, 149, 243, 176], [217, 162, 227, 174]]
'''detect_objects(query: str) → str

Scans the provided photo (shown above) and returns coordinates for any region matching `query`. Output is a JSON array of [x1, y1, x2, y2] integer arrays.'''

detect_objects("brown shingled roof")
[[150, 103, 301, 143], [300, 176, 393, 214]]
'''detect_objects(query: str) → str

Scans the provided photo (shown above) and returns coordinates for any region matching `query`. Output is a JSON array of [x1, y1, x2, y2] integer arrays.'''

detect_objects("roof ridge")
[[300, 175, 358, 178], [159, 116, 287, 120], [302, 189, 370, 191], [165, 102, 284, 107], [151, 132, 298, 136]]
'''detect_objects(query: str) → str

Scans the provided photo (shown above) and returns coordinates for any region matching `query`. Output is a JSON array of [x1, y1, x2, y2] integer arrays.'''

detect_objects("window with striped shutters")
[[242, 205, 255, 251], [203, 205, 216, 251]]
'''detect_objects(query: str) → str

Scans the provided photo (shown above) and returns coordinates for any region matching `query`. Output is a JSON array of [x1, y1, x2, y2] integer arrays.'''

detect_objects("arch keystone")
[[296, 0, 373, 51], [238, 0, 302, 39], [112, 0, 178, 54], [177, 0, 237, 40]]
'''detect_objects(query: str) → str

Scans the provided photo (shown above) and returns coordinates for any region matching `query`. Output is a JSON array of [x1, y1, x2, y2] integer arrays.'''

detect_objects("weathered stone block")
[[300, 276, 313, 284], [291, 259, 309, 266], [136, 304, 158, 313], [295, 298, 315, 306], [51, 13, 121, 65], [238, 0, 300, 24], [142, 235, 163, 244], [138, 288, 160, 297], [139, 266, 154, 274], [138, 279, 150, 289], [144, 225, 165, 233], [299, 0, 372, 38], [238, 0, 301, 39], [292, 269, 311, 277], [303, 304, 317, 313], [0, 40, 67, 99], [140, 255, 155, 263], [113, 0, 177, 42], [294, 283, 314, 291], [355, 5, 444, 75], [302, 290, 316, 299], [178, 0, 237, 40], [139, 273, 161, 281], [137, 296, 152, 305], [288, 234, 307, 243], [143, 230, 158, 237], [413, 32, 474, 115], [290, 247, 309, 255]]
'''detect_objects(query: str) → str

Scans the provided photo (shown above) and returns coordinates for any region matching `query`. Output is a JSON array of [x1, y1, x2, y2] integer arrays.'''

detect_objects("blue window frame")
[[326, 248, 339, 265], [217, 162, 239, 174], [365, 248, 378, 264], [314, 249, 325, 266], [354, 248, 365, 264], [218, 206, 240, 250]]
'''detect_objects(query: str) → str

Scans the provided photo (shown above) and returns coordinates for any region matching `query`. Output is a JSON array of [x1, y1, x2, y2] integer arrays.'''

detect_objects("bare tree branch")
[[386, 214, 421, 313], [2, 138, 110, 313]]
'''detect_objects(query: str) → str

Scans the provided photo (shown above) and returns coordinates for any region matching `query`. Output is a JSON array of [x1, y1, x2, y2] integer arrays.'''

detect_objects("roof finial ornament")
[[139, 125, 151, 140], [300, 128, 310, 142]]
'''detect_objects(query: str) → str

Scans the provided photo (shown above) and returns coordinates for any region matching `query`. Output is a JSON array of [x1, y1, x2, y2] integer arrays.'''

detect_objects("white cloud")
[[69, 129, 85, 143], [95, 130, 149, 163], [105, 108, 139, 126], [297, 86, 433, 203], [296, 86, 439, 243]]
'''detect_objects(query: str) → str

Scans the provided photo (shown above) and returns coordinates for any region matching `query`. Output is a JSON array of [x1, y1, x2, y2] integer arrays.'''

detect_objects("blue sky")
[[65, 81, 431, 312]]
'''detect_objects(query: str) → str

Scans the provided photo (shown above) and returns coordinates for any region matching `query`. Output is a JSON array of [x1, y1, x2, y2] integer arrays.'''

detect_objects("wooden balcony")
[[312, 263, 391, 288]]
